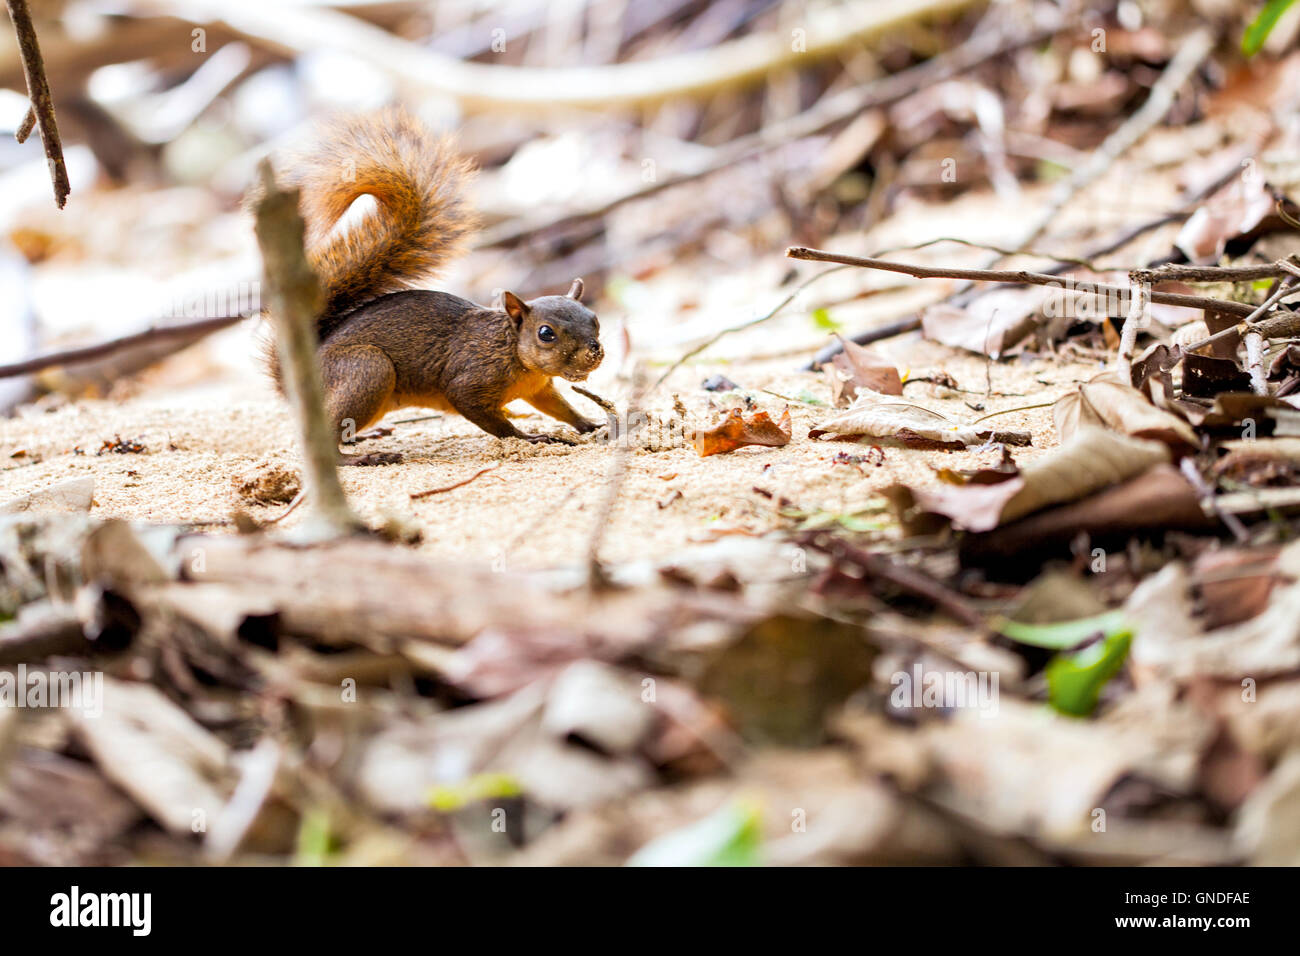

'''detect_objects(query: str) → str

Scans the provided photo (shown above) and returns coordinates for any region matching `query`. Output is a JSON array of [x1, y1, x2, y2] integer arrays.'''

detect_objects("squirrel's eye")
[[537, 325, 556, 343]]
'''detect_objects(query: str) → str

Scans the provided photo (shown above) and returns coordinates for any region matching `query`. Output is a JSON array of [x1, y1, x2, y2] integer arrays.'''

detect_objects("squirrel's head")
[[504, 279, 603, 381]]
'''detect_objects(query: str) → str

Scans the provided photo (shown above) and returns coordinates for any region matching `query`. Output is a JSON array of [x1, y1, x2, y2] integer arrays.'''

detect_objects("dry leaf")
[[1126, 549, 1300, 680], [72, 679, 232, 836], [920, 287, 1044, 357], [694, 406, 791, 457], [810, 392, 982, 448], [1053, 371, 1198, 452], [1175, 178, 1288, 263], [896, 426, 1170, 532], [0, 477, 94, 515], [826, 337, 902, 406]]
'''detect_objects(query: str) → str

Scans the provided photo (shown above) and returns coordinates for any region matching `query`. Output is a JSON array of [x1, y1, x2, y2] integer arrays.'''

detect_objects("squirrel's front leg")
[[524, 381, 600, 434], [457, 402, 573, 445], [448, 382, 573, 444]]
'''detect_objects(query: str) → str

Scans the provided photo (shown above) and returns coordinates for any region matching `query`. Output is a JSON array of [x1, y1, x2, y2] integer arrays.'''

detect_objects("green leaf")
[[1243, 0, 1299, 55], [1046, 629, 1133, 717], [294, 807, 336, 866], [427, 772, 523, 811], [627, 798, 763, 866], [795, 388, 826, 406], [811, 307, 842, 332], [995, 609, 1128, 649]]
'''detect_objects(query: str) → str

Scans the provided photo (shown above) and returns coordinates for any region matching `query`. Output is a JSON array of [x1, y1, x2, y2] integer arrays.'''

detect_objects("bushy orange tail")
[[284, 107, 480, 342]]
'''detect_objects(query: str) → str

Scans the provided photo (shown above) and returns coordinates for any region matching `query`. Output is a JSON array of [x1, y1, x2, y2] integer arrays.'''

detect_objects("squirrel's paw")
[[521, 433, 575, 446], [340, 451, 405, 466]]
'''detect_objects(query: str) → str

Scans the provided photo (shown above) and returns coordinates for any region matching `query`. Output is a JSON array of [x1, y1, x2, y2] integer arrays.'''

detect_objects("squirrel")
[[263, 108, 604, 465]]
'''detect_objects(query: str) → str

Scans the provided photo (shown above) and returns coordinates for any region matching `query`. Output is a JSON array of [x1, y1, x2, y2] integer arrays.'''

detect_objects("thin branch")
[[587, 366, 647, 590], [6, 0, 70, 207], [1245, 330, 1268, 395], [1178, 273, 1300, 355], [216, 0, 988, 114], [654, 265, 850, 389], [0, 314, 244, 380], [1116, 277, 1149, 380], [785, 247, 1256, 317], [571, 385, 617, 416], [799, 531, 984, 628]]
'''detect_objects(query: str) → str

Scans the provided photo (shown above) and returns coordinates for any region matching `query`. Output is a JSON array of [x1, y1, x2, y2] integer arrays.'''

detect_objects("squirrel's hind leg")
[[319, 344, 403, 466]]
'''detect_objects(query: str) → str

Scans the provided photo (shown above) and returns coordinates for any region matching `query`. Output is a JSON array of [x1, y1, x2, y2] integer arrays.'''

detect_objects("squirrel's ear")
[[566, 278, 584, 300], [502, 291, 528, 327]]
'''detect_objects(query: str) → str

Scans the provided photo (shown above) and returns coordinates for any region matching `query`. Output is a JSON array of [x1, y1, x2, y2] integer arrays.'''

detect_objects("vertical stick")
[[1116, 276, 1149, 382], [1244, 331, 1268, 396], [251, 160, 360, 540], [6, 0, 70, 207]]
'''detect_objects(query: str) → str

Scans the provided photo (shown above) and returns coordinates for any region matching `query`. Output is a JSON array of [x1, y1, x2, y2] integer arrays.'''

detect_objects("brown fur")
[[262, 108, 479, 383], [317, 290, 602, 457], [259, 110, 603, 458]]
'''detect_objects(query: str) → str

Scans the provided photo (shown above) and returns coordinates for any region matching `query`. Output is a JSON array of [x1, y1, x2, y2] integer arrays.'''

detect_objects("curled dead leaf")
[[694, 406, 792, 457], [1053, 371, 1198, 452]]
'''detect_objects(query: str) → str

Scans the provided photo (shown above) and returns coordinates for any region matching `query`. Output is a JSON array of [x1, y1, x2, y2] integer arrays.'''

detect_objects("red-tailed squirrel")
[[265, 108, 604, 464]]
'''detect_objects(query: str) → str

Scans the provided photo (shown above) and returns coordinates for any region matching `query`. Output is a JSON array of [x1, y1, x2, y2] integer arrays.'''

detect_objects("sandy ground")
[[0, 316, 1098, 570]]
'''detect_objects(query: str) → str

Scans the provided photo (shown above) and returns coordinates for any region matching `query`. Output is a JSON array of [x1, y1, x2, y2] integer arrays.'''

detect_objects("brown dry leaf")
[[71, 678, 233, 836], [1125, 542, 1300, 681], [896, 426, 1170, 532], [920, 697, 1213, 845], [809, 392, 982, 448], [1213, 437, 1300, 486], [1183, 351, 1253, 398], [920, 287, 1044, 357], [1175, 178, 1291, 263], [694, 406, 791, 457], [1054, 371, 1199, 452], [961, 464, 1211, 566], [1192, 546, 1283, 629], [825, 337, 902, 407]]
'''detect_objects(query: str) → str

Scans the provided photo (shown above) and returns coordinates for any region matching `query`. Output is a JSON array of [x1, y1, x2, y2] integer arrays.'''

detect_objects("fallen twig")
[[0, 314, 244, 380], [800, 531, 984, 628], [1116, 276, 1150, 380], [410, 465, 502, 500], [785, 247, 1256, 317], [215, 0, 985, 114], [654, 265, 850, 389], [1178, 271, 1300, 355], [571, 385, 617, 417], [6, 0, 70, 207]]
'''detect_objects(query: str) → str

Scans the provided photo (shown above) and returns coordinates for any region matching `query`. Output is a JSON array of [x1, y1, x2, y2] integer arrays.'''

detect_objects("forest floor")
[[0, 333, 1084, 568]]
